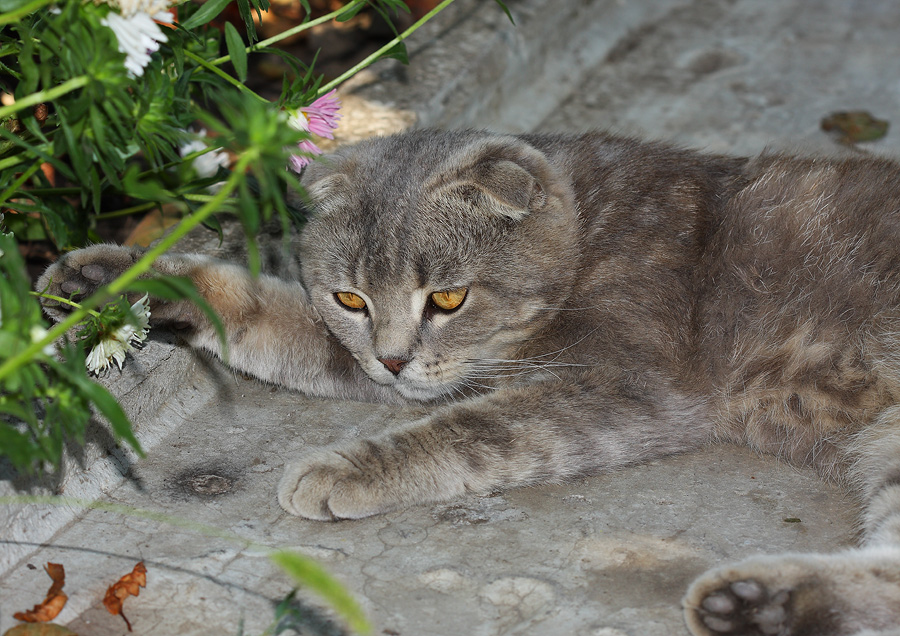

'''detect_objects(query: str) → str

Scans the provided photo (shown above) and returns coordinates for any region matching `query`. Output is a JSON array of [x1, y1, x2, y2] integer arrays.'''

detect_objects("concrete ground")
[[3, 0, 900, 634]]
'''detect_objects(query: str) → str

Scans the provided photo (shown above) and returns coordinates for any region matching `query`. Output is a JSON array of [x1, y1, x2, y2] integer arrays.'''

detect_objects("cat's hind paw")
[[684, 575, 790, 635], [277, 448, 397, 521], [683, 549, 900, 636]]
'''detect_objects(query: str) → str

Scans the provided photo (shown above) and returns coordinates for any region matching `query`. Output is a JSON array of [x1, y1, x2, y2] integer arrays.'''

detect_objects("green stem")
[[316, 0, 456, 98], [0, 155, 26, 172], [210, 0, 366, 67], [0, 0, 55, 26], [94, 201, 159, 220], [29, 292, 101, 317], [184, 50, 267, 103], [0, 75, 90, 121], [183, 193, 216, 203], [0, 162, 40, 207], [4, 147, 224, 214], [0, 152, 256, 383], [94, 193, 221, 220], [9, 186, 80, 197]]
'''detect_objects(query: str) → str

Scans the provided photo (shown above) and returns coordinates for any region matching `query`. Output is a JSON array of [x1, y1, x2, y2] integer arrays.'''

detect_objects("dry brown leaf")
[[13, 563, 68, 623], [2, 623, 78, 635], [102, 562, 147, 632], [122, 204, 183, 247], [821, 110, 889, 144]]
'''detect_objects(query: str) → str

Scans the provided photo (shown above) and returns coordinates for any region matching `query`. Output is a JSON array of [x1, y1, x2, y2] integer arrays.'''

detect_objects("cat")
[[37, 129, 900, 636]]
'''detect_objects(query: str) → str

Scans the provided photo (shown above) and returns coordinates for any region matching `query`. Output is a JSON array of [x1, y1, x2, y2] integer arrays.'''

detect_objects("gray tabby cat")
[[38, 130, 900, 636]]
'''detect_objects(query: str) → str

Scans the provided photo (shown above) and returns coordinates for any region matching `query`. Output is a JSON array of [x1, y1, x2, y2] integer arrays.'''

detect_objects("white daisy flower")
[[180, 132, 230, 180], [100, 0, 174, 77], [112, 0, 172, 18], [85, 294, 152, 374]]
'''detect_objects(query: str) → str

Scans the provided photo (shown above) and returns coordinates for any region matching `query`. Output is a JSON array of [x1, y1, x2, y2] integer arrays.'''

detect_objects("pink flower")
[[301, 89, 342, 139], [287, 90, 341, 172]]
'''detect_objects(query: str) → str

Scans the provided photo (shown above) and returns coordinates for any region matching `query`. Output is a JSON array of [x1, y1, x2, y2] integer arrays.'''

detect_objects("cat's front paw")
[[37, 244, 141, 321], [277, 448, 398, 521]]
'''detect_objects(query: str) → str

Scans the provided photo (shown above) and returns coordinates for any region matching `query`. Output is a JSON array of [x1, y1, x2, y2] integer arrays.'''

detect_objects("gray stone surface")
[[3, 0, 899, 634], [539, 0, 900, 158], [0, 375, 857, 635]]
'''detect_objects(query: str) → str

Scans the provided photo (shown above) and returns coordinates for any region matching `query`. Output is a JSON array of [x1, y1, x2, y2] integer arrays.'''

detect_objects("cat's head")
[[298, 130, 580, 401]]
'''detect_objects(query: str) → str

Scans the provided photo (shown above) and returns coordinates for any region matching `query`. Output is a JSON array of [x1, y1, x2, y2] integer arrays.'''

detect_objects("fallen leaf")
[[821, 110, 889, 144], [102, 562, 147, 632], [13, 563, 68, 623], [2, 624, 78, 635], [122, 204, 183, 247]]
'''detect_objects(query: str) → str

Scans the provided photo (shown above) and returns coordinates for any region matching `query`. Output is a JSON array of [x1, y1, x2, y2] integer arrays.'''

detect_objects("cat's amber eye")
[[335, 291, 367, 310], [430, 287, 468, 311]]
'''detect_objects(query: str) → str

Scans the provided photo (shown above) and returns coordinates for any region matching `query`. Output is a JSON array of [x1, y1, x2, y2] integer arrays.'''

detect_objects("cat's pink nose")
[[378, 358, 408, 375]]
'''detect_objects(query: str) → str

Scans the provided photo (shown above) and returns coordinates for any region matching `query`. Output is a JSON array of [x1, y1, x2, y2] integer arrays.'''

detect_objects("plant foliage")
[[0, 0, 514, 631]]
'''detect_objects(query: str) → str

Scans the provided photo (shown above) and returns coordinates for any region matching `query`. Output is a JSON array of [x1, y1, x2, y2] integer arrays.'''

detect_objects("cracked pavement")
[[1, 375, 856, 635]]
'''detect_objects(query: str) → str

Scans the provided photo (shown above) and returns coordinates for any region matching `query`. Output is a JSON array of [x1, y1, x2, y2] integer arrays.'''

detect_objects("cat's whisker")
[[470, 360, 593, 370], [465, 358, 594, 375], [464, 324, 625, 381], [529, 305, 603, 312], [448, 383, 469, 401], [466, 365, 575, 378], [463, 357, 588, 384], [453, 378, 496, 397], [510, 326, 605, 362]]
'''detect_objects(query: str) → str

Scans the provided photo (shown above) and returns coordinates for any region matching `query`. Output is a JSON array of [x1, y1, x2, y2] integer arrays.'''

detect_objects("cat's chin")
[[393, 381, 455, 403]]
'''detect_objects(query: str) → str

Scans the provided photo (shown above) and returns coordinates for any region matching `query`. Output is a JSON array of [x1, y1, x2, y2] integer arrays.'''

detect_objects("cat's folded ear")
[[298, 156, 353, 212], [430, 137, 556, 221]]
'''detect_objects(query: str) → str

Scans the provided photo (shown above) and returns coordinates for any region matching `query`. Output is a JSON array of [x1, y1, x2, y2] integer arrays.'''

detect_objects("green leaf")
[[125, 277, 229, 361], [20, 111, 49, 144], [0, 125, 76, 182], [57, 108, 90, 186], [224, 22, 248, 82], [61, 366, 144, 457], [0, 0, 36, 12], [380, 41, 408, 65], [0, 424, 44, 472], [336, 1, 365, 21], [0, 398, 34, 423], [171, 34, 185, 75], [123, 276, 191, 301], [492, 0, 515, 24], [375, 0, 410, 12], [365, 1, 404, 39], [236, 0, 259, 44], [89, 167, 102, 215], [15, 22, 38, 94], [269, 550, 370, 634], [201, 214, 225, 244], [181, 0, 233, 29], [122, 164, 175, 202]]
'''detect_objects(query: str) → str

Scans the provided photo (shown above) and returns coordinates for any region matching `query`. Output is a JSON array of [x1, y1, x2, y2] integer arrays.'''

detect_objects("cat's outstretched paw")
[[685, 575, 790, 635], [683, 549, 900, 636], [278, 448, 397, 521], [36, 244, 141, 321]]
